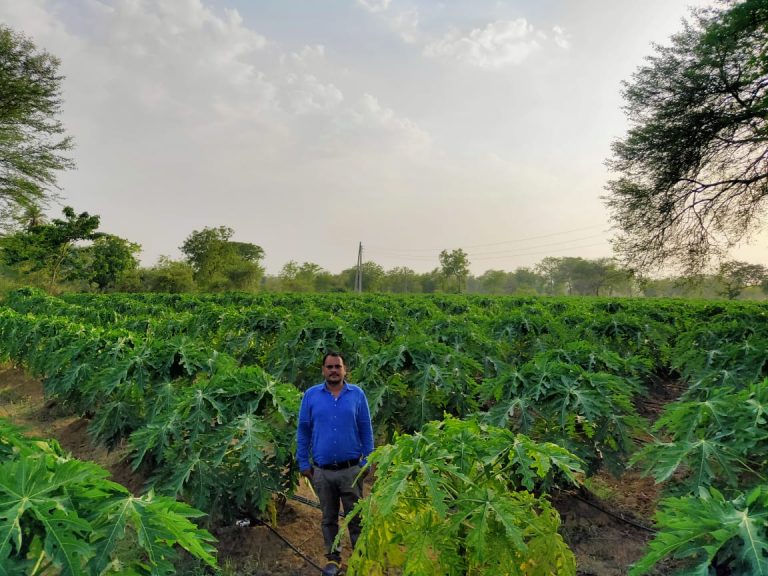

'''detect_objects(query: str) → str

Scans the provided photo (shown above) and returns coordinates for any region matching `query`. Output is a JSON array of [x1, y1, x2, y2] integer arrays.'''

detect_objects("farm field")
[[1, 288, 767, 574]]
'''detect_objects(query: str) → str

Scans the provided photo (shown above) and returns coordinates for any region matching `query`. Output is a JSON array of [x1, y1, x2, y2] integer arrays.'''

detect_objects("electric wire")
[[364, 225, 607, 253]]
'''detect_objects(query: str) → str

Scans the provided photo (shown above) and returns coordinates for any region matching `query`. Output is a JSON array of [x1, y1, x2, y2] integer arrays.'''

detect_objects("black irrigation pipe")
[[250, 517, 326, 573], [258, 484, 656, 575], [290, 487, 657, 534], [567, 488, 658, 534]]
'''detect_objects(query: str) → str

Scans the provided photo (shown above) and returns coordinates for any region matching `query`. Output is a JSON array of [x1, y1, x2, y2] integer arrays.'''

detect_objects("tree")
[[84, 234, 141, 290], [0, 206, 100, 289], [716, 260, 767, 299], [180, 226, 264, 291], [279, 261, 327, 292], [439, 248, 470, 292], [141, 256, 196, 293], [535, 257, 632, 296], [0, 26, 73, 217], [477, 269, 510, 294], [339, 261, 386, 292], [605, 0, 768, 275], [384, 266, 419, 293]]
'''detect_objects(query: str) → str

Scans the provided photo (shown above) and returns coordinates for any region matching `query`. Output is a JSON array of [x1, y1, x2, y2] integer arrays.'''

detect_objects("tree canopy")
[[180, 226, 265, 291], [0, 206, 139, 290], [439, 248, 470, 292], [0, 25, 73, 216], [605, 0, 768, 274], [716, 259, 767, 299]]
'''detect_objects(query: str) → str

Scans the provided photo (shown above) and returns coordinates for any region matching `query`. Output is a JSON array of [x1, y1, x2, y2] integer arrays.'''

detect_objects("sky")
[[4, 0, 763, 276]]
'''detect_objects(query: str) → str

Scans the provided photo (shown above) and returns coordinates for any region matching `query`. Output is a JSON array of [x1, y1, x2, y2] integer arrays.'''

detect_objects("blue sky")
[[5, 0, 759, 275]]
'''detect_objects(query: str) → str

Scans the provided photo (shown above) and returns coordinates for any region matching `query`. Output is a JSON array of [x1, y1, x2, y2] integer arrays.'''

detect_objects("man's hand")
[[300, 467, 313, 478]]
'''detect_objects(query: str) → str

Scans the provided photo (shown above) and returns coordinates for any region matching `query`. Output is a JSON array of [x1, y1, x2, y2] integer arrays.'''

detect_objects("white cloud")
[[357, 0, 421, 45], [285, 74, 344, 115], [320, 94, 431, 159], [357, 0, 392, 13], [553, 25, 571, 49], [424, 19, 541, 69], [393, 8, 420, 44], [282, 44, 326, 67]]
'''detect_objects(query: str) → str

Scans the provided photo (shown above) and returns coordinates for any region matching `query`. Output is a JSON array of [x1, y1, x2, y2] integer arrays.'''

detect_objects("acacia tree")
[[716, 260, 767, 299], [439, 248, 470, 292], [0, 26, 73, 218], [605, 0, 768, 275]]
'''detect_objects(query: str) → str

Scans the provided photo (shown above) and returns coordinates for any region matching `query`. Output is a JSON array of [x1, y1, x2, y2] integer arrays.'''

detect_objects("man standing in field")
[[296, 351, 374, 576]]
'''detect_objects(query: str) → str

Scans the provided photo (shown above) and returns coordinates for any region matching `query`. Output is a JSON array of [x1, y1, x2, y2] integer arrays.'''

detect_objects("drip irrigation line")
[[262, 485, 655, 575], [290, 487, 656, 534], [290, 493, 322, 510], [251, 517, 326, 573], [569, 488, 657, 534]]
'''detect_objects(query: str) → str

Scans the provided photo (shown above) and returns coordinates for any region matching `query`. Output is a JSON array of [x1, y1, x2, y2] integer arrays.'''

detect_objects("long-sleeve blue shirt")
[[296, 381, 374, 472]]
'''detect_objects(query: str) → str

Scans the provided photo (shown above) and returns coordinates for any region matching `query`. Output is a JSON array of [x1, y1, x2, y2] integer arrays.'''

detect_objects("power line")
[[367, 234, 608, 261], [364, 225, 607, 254], [469, 242, 611, 261]]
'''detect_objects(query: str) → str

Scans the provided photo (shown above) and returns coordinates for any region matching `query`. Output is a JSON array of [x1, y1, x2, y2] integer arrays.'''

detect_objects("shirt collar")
[[324, 381, 348, 393]]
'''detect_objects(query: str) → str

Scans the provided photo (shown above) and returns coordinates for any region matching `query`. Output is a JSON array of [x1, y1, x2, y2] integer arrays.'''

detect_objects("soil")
[[0, 366, 676, 575]]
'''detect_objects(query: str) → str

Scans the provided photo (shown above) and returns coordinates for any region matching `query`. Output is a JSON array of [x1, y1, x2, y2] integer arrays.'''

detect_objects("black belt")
[[316, 458, 360, 470]]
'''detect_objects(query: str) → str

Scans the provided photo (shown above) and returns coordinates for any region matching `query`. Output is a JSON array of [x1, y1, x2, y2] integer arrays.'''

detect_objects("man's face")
[[323, 356, 346, 386]]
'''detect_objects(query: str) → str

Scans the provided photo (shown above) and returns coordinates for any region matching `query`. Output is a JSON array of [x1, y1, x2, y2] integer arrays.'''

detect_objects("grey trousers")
[[312, 465, 364, 560]]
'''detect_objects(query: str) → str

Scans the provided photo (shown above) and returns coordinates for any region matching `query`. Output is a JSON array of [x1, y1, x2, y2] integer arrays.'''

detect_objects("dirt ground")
[[0, 366, 670, 575]]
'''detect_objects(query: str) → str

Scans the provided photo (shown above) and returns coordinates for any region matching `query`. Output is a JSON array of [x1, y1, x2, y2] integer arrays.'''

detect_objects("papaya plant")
[[345, 416, 582, 575], [630, 484, 768, 576], [0, 419, 217, 575]]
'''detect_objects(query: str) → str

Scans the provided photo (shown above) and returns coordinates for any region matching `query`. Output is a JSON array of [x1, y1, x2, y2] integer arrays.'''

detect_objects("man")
[[296, 352, 374, 576]]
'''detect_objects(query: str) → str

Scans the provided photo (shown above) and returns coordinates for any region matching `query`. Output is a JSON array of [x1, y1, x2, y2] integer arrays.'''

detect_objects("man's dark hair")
[[322, 351, 345, 366]]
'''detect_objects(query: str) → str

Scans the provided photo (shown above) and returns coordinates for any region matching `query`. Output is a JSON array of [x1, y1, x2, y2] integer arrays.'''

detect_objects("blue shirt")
[[296, 381, 374, 472]]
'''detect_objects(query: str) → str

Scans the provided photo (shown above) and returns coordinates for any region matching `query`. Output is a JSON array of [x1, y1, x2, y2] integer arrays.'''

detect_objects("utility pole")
[[354, 242, 363, 292]]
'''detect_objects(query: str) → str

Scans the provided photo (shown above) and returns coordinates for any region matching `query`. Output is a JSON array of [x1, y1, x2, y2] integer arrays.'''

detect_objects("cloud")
[[392, 8, 420, 44], [281, 44, 326, 67], [553, 25, 571, 49], [356, 0, 421, 45], [356, 0, 392, 13], [285, 74, 344, 115], [423, 19, 541, 69]]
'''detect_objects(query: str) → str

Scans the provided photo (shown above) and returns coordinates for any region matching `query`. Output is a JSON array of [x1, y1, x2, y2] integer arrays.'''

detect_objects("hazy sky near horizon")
[[6, 0, 763, 276]]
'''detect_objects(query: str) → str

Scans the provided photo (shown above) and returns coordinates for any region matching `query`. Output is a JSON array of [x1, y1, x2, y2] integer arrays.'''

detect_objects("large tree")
[[605, 0, 768, 274], [439, 248, 470, 292], [83, 234, 141, 290], [0, 206, 100, 289], [180, 226, 264, 291], [0, 26, 73, 216], [716, 259, 767, 299]]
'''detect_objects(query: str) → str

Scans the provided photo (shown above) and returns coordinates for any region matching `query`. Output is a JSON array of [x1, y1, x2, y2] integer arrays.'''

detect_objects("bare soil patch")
[[0, 366, 668, 575]]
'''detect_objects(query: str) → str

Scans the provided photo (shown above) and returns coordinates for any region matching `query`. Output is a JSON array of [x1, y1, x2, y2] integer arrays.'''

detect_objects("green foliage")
[[0, 25, 73, 216], [605, 0, 768, 274], [630, 485, 768, 576], [84, 234, 141, 290], [481, 350, 645, 473], [140, 257, 197, 293], [0, 418, 217, 575], [631, 380, 768, 494], [345, 416, 581, 575], [717, 260, 768, 300], [180, 226, 264, 291], [0, 207, 101, 289], [439, 248, 470, 293]]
